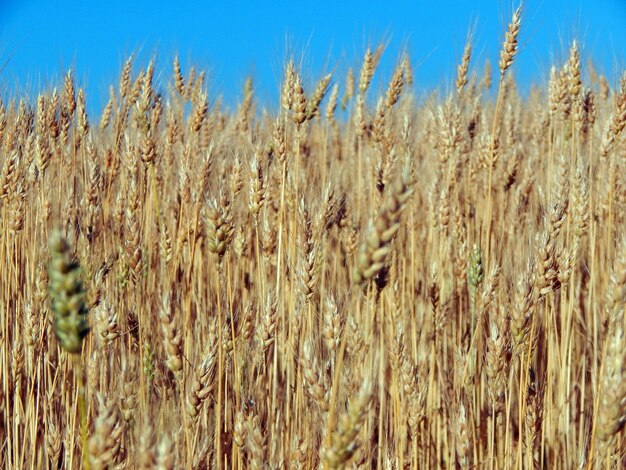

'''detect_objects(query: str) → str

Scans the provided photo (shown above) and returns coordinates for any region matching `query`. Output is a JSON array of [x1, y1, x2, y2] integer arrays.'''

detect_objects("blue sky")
[[1, 1, 626, 110]]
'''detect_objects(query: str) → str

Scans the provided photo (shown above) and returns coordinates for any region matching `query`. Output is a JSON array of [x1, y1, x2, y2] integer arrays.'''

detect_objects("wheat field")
[[1, 6, 625, 469]]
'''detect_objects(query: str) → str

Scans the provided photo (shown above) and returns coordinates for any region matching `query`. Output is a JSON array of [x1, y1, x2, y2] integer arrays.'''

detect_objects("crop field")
[[1, 5, 625, 469]]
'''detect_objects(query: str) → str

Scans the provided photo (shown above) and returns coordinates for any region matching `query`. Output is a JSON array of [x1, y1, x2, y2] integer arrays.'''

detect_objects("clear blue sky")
[[1, 0, 626, 110]]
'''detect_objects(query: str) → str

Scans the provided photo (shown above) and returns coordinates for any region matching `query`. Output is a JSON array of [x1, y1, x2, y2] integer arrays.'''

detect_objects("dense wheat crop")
[[1, 7, 625, 469]]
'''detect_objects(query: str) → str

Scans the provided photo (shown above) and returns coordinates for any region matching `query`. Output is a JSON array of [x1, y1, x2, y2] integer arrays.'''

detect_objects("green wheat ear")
[[48, 231, 90, 353], [468, 244, 484, 288]]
